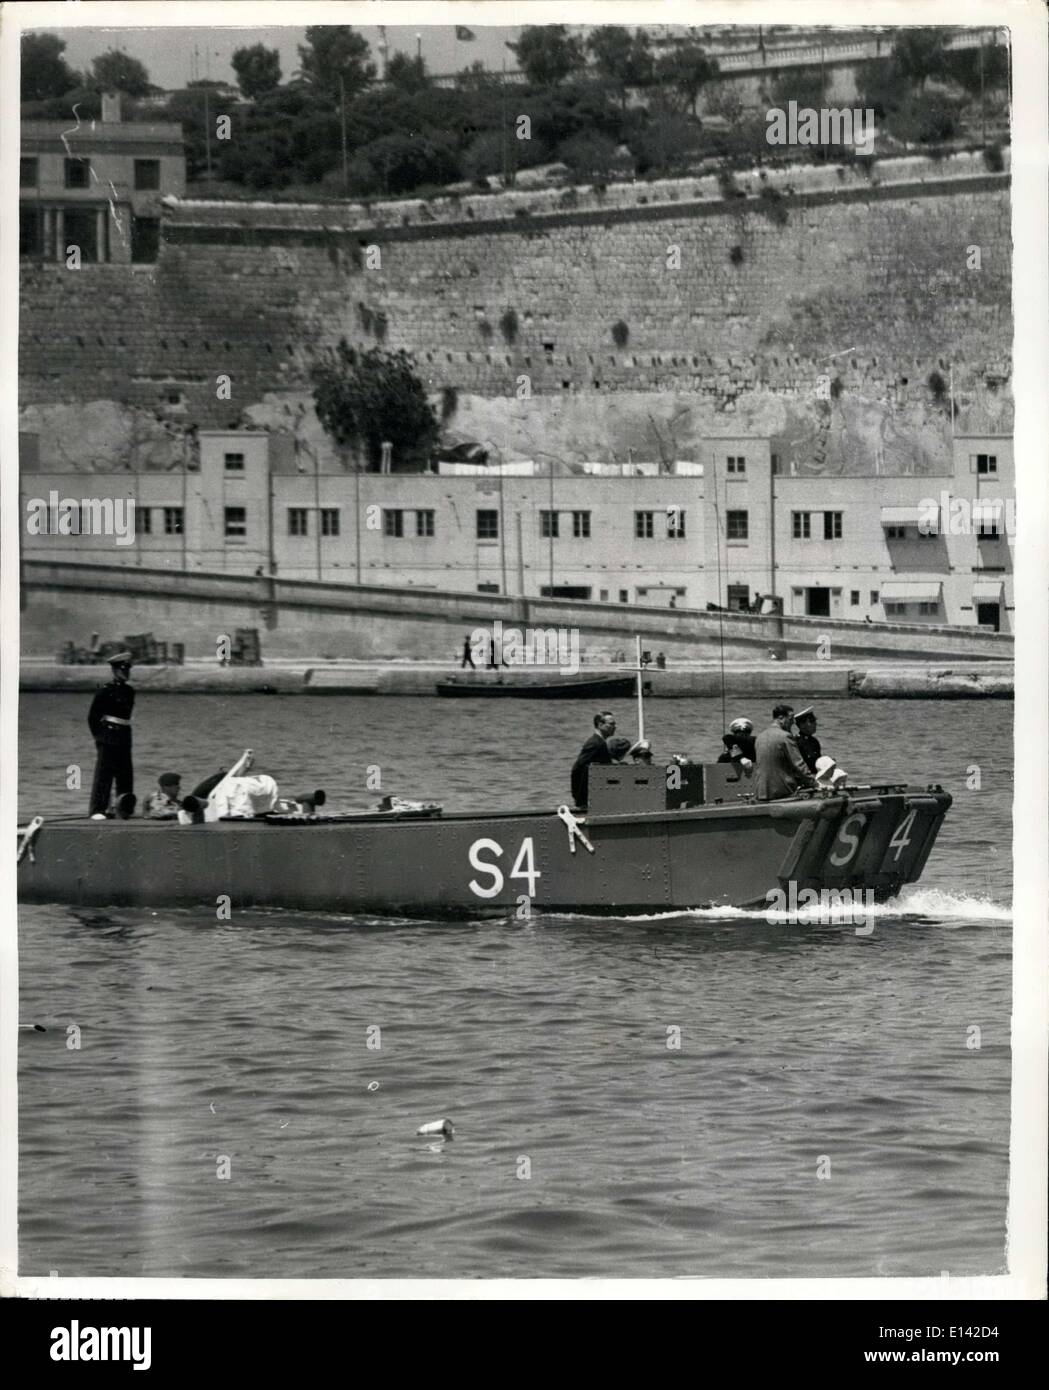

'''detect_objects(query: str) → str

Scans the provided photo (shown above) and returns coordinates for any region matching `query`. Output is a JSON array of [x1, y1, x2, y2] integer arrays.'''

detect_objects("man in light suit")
[[754, 704, 818, 801]]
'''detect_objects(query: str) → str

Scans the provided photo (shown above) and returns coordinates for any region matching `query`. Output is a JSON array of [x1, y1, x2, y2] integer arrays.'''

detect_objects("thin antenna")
[[635, 635, 645, 743], [711, 454, 727, 732]]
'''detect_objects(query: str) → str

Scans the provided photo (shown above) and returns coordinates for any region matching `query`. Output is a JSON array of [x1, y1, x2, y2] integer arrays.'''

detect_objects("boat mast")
[[635, 634, 645, 742]]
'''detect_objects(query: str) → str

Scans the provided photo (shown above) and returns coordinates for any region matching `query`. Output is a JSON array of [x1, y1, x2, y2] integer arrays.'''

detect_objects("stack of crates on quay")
[[57, 633, 186, 665]]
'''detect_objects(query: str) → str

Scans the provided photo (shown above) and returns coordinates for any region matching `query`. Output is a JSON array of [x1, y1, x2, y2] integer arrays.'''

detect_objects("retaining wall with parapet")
[[19, 153, 1012, 470], [22, 560, 1014, 664]]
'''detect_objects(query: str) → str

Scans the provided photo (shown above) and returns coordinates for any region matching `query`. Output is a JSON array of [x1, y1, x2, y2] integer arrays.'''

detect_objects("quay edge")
[[17, 661, 1013, 698]]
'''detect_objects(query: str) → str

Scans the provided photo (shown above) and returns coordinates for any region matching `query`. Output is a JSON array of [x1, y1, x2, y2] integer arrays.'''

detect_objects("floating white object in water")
[[417, 1119, 454, 1138]]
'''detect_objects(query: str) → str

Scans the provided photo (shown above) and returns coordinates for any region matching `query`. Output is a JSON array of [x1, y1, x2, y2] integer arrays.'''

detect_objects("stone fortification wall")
[[19, 152, 1011, 473]]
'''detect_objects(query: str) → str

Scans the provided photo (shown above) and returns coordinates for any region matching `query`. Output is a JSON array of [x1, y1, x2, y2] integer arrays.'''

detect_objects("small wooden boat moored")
[[436, 674, 642, 699]]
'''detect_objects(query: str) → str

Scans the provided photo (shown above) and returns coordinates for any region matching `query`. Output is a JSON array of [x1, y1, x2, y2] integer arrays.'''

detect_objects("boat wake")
[[544, 886, 1011, 926]]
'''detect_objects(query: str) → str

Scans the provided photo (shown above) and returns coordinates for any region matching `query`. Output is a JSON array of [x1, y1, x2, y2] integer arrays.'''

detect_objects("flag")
[[456, 26, 476, 41]]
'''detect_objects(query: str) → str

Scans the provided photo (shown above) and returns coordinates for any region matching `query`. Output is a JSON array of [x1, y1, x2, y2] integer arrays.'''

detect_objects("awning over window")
[[972, 579, 1004, 601], [879, 581, 943, 602], [880, 505, 938, 529]]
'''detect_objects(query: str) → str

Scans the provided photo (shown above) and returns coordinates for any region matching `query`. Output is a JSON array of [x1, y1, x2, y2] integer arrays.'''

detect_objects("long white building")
[[21, 429, 1014, 632]]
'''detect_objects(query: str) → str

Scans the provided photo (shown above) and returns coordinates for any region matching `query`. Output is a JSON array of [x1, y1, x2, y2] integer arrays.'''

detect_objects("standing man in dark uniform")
[[571, 710, 616, 808], [87, 652, 136, 819], [794, 707, 821, 774]]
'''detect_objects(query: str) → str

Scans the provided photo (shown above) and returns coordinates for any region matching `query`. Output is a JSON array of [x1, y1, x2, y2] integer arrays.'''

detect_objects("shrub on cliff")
[[347, 132, 461, 197], [557, 131, 622, 183], [312, 341, 439, 471]]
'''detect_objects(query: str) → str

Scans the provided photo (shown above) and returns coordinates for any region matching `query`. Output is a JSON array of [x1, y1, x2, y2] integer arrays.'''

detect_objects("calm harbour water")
[[18, 694, 1011, 1279]]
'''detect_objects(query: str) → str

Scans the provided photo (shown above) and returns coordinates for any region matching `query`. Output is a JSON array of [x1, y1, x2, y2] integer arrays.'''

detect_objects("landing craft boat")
[[17, 762, 951, 918]]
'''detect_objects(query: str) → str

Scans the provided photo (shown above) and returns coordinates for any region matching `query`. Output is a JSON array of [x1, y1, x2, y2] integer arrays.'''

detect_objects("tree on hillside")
[[629, 107, 702, 175], [656, 42, 717, 115], [298, 25, 374, 97], [770, 65, 828, 112], [386, 52, 430, 92], [943, 42, 1009, 98], [347, 131, 461, 197], [91, 50, 151, 97], [526, 78, 623, 151], [510, 26, 585, 87], [891, 28, 949, 92], [312, 342, 439, 470], [21, 32, 79, 101], [232, 43, 282, 100], [586, 26, 654, 108]]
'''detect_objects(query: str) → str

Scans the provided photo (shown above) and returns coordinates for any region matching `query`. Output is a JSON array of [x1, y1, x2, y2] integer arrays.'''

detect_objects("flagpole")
[[635, 635, 645, 743]]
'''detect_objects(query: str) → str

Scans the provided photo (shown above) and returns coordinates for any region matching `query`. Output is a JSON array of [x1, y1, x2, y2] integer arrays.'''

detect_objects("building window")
[[134, 159, 161, 191], [977, 518, 1002, 540], [572, 510, 591, 539], [20, 156, 38, 188], [321, 508, 340, 537], [540, 585, 592, 600], [477, 582, 500, 594], [792, 512, 811, 539], [870, 590, 879, 605], [974, 453, 998, 475], [131, 216, 160, 264], [727, 584, 750, 611], [635, 511, 654, 539], [288, 507, 309, 537], [415, 509, 434, 537], [64, 157, 91, 189], [727, 455, 746, 474], [383, 509, 404, 538], [619, 589, 629, 603], [885, 525, 906, 539], [823, 511, 843, 540], [19, 206, 42, 258], [64, 207, 100, 262], [224, 506, 247, 538], [771, 453, 781, 474], [726, 509, 749, 541], [850, 590, 860, 606], [666, 508, 686, 539], [163, 507, 183, 536], [476, 509, 498, 540], [540, 510, 559, 539], [599, 589, 609, 601], [224, 452, 245, 471], [918, 601, 939, 615]]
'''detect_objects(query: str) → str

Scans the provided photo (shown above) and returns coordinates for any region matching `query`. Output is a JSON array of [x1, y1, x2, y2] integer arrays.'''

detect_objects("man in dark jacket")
[[754, 704, 817, 801], [794, 707, 822, 774], [87, 652, 136, 818], [571, 711, 616, 808]]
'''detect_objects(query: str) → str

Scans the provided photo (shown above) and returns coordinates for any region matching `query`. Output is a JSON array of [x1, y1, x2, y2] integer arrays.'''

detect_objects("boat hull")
[[18, 786, 951, 917], [435, 676, 638, 699]]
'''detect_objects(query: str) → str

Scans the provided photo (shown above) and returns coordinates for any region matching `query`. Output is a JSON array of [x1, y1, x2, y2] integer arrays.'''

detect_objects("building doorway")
[[805, 587, 831, 617], [976, 602, 1000, 632]]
